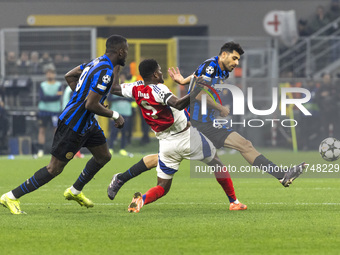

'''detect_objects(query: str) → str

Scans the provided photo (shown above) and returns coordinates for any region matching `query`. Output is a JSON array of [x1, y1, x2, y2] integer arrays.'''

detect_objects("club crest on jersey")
[[205, 66, 214, 75], [138, 91, 150, 99], [102, 75, 111, 84]]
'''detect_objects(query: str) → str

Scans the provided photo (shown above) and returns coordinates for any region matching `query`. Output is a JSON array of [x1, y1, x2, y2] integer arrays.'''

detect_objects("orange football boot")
[[128, 192, 144, 213], [229, 202, 247, 211]]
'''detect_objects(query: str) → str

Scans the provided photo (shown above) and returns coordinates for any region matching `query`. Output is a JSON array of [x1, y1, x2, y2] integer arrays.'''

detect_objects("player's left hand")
[[114, 114, 125, 129], [168, 67, 185, 85]]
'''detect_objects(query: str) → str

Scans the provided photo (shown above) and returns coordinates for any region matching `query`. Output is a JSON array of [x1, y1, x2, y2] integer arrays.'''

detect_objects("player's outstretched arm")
[[166, 82, 203, 110], [65, 65, 83, 91], [168, 67, 193, 85]]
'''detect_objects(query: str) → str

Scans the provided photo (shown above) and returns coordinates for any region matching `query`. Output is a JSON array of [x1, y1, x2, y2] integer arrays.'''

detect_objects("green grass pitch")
[[0, 148, 340, 255]]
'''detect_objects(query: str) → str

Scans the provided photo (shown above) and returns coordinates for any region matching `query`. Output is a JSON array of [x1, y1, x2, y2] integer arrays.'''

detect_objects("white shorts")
[[156, 126, 216, 179]]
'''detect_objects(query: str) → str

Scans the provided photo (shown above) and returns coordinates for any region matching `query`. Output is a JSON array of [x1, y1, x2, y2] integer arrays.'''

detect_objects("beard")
[[222, 62, 233, 72], [225, 65, 233, 72], [117, 58, 126, 66]]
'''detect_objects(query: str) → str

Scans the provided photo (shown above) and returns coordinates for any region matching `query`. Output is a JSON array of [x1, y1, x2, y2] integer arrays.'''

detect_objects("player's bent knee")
[[245, 140, 255, 153], [238, 139, 254, 153], [98, 153, 112, 165], [47, 156, 67, 176], [46, 165, 64, 176], [245, 139, 254, 148]]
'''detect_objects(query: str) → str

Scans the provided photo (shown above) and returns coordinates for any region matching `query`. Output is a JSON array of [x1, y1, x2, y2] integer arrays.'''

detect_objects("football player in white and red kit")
[[110, 59, 247, 212]]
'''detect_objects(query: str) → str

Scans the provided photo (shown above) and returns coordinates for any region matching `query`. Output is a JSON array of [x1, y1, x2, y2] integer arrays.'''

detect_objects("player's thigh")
[[224, 132, 253, 151]]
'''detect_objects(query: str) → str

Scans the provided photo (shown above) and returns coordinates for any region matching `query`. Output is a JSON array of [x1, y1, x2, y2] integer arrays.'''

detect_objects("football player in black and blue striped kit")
[[169, 41, 305, 188], [0, 35, 128, 214]]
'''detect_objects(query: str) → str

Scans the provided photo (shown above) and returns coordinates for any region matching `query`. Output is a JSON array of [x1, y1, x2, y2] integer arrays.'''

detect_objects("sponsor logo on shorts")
[[65, 152, 74, 160]]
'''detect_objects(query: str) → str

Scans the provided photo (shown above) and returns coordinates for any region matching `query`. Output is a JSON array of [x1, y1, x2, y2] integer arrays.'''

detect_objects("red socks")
[[214, 167, 237, 203], [141, 167, 236, 205], [143, 185, 165, 205]]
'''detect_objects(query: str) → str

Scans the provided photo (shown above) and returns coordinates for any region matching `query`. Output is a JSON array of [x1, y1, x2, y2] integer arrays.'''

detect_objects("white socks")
[[70, 186, 81, 195], [232, 199, 240, 204], [6, 191, 16, 200]]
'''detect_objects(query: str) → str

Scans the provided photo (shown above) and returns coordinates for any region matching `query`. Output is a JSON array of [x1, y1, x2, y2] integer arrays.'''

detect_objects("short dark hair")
[[139, 59, 159, 79], [219, 41, 244, 56], [105, 35, 127, 54]]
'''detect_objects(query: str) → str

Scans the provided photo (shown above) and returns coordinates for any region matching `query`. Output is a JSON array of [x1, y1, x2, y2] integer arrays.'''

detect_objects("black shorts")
[[51, 121, 106, 162], [191, 120, 234, 149]]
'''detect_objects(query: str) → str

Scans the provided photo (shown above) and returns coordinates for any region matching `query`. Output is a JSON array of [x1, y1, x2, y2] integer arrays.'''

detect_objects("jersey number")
[[76, 66, 90, 92], [140, 100, 158, 119]]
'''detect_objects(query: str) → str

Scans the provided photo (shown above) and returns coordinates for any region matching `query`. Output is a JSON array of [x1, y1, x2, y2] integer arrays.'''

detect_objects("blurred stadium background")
[[0, 0, 339, 156]]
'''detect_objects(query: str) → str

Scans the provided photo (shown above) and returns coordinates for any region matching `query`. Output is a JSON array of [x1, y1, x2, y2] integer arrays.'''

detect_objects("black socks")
[[253, 154, 285, 180], [73, 157, 104, 191], [118, 158, 149, 183], [12, 166, 54, 199]]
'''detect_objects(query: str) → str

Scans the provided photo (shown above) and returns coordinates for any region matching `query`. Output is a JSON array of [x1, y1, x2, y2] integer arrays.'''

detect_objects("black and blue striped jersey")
[[59, 54, 114, 134], [189, 56, 229, 123]]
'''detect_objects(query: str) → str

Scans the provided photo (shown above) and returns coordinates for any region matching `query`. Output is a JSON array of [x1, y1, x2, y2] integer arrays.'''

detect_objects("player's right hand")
[[220, 105, 230, 117], [114, 114, 125, 129], [168, 67, 185, 85]]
